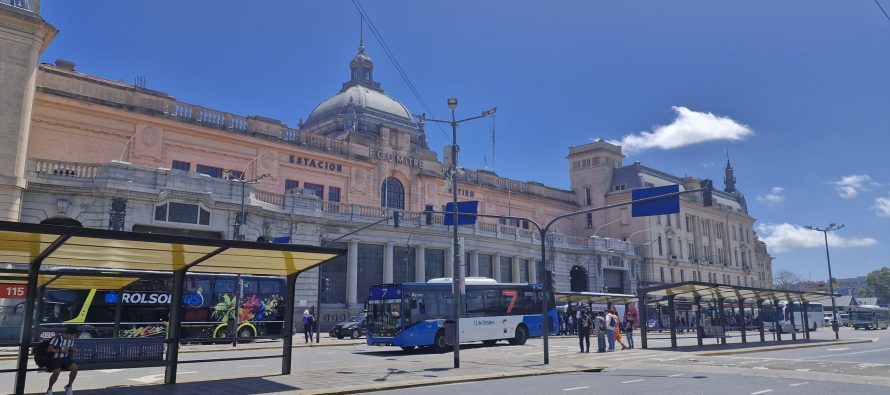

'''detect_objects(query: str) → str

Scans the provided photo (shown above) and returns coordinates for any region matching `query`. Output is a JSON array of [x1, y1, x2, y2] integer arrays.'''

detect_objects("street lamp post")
[[805, 223, 844, 340], [224, 171, 271, 241], [416, 99, 496, 369]]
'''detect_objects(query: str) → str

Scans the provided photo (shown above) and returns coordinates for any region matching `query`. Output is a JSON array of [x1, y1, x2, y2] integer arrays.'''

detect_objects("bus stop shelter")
[[637, 281, 837, 349], [0, 220, 345, 395]]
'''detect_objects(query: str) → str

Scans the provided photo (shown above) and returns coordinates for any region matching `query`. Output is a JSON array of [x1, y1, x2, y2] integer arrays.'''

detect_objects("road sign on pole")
[[631, 185, 680, 217], [443, 201, 479, 225]]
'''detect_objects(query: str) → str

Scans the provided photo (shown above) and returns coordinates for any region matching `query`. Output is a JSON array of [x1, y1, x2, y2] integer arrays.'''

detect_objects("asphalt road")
[[374, 368, 887, 395]]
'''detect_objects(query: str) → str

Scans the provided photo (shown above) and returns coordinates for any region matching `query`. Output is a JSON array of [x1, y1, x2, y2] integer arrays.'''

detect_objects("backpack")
[[32, 337, 54, 368]]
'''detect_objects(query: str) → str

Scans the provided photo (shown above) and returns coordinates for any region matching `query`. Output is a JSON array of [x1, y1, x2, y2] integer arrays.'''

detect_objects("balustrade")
[[34, 159, 97, 178]]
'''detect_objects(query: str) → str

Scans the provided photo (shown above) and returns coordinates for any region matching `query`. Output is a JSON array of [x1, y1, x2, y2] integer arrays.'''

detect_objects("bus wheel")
[[238, 327, 255, 339], [508, 325, 528, 346], [77, 331, 93, 339], [482, 340, 498, 346], [433, 331, 449, 353]]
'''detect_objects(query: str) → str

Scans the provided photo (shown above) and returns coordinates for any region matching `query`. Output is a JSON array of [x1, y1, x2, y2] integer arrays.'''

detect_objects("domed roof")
[[307, 85, 412, 122]]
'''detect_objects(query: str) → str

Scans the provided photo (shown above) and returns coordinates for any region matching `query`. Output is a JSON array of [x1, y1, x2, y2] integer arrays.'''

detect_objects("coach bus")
[[38, 273, 286, 340], [365, 278, 558, 352], [761, 301, 825, 333], [849, 305, 890, 330]]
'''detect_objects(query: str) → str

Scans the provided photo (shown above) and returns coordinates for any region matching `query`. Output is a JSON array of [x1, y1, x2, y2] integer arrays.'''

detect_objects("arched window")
[[570, 265, 588, 292], [381, 177, 404, 209]]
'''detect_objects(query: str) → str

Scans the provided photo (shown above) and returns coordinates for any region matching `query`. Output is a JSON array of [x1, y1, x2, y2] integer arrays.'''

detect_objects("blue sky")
[[39, 1, 890, 280]]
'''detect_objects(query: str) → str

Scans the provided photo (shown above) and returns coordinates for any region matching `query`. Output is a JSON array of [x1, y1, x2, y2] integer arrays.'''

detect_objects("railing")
[[34, 159, 97, 178], [254, 189, 285, 207], [0, 0, 30, 11], [281, 128, 349, 155]]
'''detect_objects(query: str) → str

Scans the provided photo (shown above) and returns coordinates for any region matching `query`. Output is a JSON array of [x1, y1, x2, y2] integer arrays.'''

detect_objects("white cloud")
[[831, 174, 875, 199], [607, 106, 752, 154], [875, 196, 890, 217], [756, 187, 785, 206], [756, 223, 878, 253]]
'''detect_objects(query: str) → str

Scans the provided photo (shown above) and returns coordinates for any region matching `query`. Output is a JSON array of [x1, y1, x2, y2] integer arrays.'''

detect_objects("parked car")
[[329, 312, 368, 339], [839, 313, 850, 327]]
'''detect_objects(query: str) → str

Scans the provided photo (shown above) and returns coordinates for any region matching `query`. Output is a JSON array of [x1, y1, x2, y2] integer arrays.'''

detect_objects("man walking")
[[302, 309, 314, 343], [577, 311, 592, 353], [46, 325, 79, 395], [605, 310, 617, 351], [594, 311, 607, 353]]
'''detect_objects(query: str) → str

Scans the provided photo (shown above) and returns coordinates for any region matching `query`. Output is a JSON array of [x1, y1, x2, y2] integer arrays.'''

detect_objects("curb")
[[299, 366, 605, 395], [0, 340, 365, 361], [693, 338, 876, 357]]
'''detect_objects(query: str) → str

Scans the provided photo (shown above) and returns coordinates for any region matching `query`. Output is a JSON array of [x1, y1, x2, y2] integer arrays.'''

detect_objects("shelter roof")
[[555, 291, 638, 305], [0, 221, 345, 277], [639, 281, 837, 305]]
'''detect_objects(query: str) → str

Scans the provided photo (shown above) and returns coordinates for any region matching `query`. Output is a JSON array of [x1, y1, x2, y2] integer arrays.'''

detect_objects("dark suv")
[[329, 312, 368, 339]]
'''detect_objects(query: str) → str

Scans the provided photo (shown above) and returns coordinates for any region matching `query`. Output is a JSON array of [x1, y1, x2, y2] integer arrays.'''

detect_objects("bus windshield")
[[761, 306, 780, 322], [367, 285, 404, 337], [850, 311, 873, 321]]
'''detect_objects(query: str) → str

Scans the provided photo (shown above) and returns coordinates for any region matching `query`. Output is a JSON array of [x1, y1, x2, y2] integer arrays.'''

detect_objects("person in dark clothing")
[[624, 320, 635, 349], [577, 311, 592, 353], [594, 312, 607, 352], [46, 325, 79, 395]]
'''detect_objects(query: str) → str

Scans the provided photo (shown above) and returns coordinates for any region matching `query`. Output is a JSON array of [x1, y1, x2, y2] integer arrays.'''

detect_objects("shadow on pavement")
[[29, 376, 300, 395], [648, 338, 833, 353]]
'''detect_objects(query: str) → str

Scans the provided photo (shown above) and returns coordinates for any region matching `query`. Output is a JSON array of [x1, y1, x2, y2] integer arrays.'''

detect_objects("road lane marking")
[[789, 382, 808, 387], [805, 347, 890, 359], [97, 369, 125, 373], [563, 386, 590, 391], [621, 379, 644, 384], [794, 369, 810, 372], [750, 390, 773, 395], [236, 364, 267, 368], [826, 348, 850, 351], [668, 373, 685, 377], [309, 360, 333, 364], [751, 367, 768, 370]]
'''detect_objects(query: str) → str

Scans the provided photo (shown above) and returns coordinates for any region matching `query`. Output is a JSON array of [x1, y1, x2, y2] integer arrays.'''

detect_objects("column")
[[694, 296, 703, 346], [738, 298, 747, 344], [512, 256, 520, 283], [470, 251, 480, 278], [757, 299, 765, 342], [346, 240, 359, 305], [445, 245, 454, 278], [383, 242, 394, 283], [789, 301, 797, 341], [773, 300, 782, 342], [639, 296, 649, 349], [717, 298, 727, 345], [529, 258, 537, 283], [802, 302, 811, 340], [668, 297, 677, 348], [493, 253, 502, 282], [415, 245, 426, 282]]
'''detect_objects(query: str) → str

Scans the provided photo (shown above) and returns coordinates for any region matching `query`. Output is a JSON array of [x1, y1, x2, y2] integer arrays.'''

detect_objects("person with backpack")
[[577, 311, 592, 353], [594, 311, 607, 353], [605, 310, 617, 351], [44, 325, 80, 395]]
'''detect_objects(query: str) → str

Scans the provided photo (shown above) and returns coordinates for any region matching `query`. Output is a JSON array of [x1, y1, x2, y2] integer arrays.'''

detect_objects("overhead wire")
[[350, 0, 451, 144], [875, 0, 890, 24]]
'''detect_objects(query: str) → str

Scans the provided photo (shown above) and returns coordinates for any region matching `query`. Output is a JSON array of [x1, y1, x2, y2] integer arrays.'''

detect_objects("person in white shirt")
[[46, 325, 79, 395]]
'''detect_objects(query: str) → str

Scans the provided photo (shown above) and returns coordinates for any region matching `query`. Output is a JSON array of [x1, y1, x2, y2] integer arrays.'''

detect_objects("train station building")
[[0, 0, 771, 330]]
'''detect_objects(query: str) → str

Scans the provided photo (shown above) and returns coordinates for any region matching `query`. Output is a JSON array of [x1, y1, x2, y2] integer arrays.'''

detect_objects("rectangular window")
[[620, 208, 629, 225], [499, 256, 513, 283], [425, 249, 446, 281], [328, 186, 341, 202], [666, 215, 672, 227], [670, 268, 675, 283], [678, 241, 683, 259], [660, 267, 665, 283], [667, 238, 674, 256], [304, 183, 324, 199], [586, 213, 593, 228], [676, 213, 681, 230], [226, 170, 243, 181], [196, 164, 223, 178], [656, 215, 662, 225], [168, 202, 199, 224], [657, 236, 663, 256], [688, 242, 695, 260], [172, 160, 190, 171], [519, 259, 529, 283], [285, 179, 299, 193], [680, 270, 685, 282], [392, 246, 416, 284], [320, 241, 347, 304], [585, 188, 592, 206], [478, 254, 494, 279]]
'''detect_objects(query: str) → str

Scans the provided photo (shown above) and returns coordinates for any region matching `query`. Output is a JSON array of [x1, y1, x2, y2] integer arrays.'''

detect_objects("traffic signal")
[[424, 204, 433, 225], [392, 211, 400, 228], [700, 179, 714, 207], [320, 277, 330, 294]]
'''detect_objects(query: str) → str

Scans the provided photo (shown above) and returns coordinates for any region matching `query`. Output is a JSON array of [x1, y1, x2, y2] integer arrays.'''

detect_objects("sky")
[[38, 1, 890, 280]]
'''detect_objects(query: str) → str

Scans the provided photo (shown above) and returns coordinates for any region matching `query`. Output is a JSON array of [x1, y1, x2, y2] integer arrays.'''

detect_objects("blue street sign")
[[632, 185, 680, 217], [443, 201, 479, 225]]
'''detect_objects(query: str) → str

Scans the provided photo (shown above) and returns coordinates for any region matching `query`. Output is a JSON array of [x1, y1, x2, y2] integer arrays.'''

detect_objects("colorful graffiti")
[[212, 294, 282, 323], [120, 324, 166, 338]]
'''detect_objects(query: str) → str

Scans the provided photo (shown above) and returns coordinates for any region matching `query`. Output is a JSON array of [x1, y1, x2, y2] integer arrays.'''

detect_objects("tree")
[[866, 267, 890, 302], [774, 270, 802, 290]]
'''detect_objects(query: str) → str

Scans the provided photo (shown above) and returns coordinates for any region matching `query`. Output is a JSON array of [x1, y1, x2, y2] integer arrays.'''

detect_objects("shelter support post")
[[638, 296, 648, 349], [282, 272, 298, 375], [789, 301, 797, 341], [802, 302, 810, 340], [738, 298, 747, 344], [668, 296, 677, 349], [717, 298, 727, 345], [757, 299, 765, 342], [114, 286, 125, 338], [694, 296, 703, 347], [164, 269, 187, 385], [773, 300, 782, 342]]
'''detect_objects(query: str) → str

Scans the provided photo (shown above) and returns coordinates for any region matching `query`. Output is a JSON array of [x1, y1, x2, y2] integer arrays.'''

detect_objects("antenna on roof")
[[490, 112, 496, 172], [134, 76, 146, 88], [358, 9, 364, 51]]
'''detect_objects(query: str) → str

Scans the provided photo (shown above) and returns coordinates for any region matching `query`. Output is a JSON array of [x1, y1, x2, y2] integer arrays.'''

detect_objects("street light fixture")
[[224, 170, 271, 241], [415, 98, 496, 369], [804, 223, 844, 340]]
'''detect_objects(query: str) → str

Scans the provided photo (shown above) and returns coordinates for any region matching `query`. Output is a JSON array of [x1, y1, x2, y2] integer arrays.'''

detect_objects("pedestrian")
[[577, 311, 592, 353], [567, 313, 574, 336], [302, 309, 313, 343], [605, 310, 617, 351], [595, 311, 607, 352], [681, 316, 687, 333], [624, 319, 635, 349], [46, 325, 79, 395]]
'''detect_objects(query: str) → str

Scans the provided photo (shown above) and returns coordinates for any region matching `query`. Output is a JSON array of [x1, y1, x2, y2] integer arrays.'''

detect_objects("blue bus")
[[365, 278, 558, 352]]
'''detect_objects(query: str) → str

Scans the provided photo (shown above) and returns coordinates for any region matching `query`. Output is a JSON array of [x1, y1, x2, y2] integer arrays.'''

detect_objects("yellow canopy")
[[640, 281, 838, 305], [0, 272, 138, 290]]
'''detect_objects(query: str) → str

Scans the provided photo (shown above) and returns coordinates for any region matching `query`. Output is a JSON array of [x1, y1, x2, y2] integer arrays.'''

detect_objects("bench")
[[701, 325, 725, 339], [69, 337, 165, 370]]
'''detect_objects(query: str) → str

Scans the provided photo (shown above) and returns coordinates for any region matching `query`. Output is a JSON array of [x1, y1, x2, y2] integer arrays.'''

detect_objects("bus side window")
[[466, 291, 485, 316], [214, 279, 235, 293], [260, 280, 281, 294]]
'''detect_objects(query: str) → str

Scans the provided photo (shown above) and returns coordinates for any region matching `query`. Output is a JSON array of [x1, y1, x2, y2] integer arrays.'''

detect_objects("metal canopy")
[[0, 272, 139, 290], [639, 281, 838, 304], [555, 291, 638, 305], [0, 221, 344, 276]]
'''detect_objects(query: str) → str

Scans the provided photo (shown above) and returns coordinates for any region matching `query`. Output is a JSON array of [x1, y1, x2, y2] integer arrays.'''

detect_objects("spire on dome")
[[724, 150, 737, 193], [343, 10, 380, 92]]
